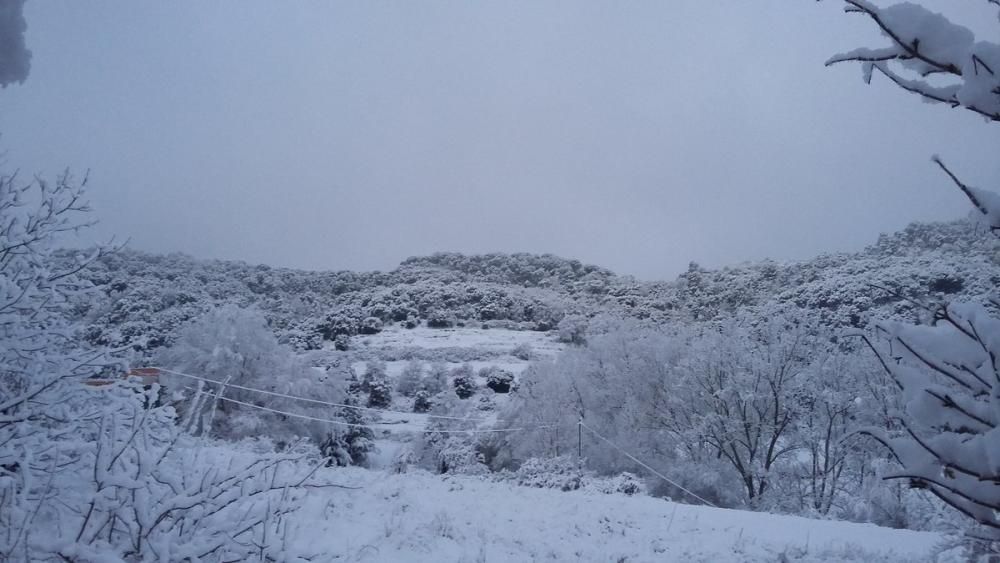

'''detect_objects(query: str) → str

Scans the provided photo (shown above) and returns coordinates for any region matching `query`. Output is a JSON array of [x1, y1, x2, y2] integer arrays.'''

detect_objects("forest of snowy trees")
[[1, 0, 999, 560]]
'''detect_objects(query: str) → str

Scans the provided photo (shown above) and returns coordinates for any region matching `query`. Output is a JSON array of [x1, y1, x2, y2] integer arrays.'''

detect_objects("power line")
[[580, 421, 718, 508], [180, 384, 558, 435], [153, 367, 501, 423], [169, 368, 717, 501]]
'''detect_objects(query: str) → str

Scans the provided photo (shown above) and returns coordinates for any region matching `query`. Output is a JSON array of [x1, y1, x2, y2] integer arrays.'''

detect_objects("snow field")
[[298, 467, 945, 563], [350, 325, 565, 358]]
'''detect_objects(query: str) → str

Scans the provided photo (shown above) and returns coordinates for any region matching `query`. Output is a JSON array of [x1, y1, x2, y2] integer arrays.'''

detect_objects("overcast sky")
[[1, 1, 997, 280]]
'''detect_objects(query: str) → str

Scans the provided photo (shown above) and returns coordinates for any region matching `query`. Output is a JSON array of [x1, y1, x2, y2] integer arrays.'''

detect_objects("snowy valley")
[[3, 0, 1000, 561]]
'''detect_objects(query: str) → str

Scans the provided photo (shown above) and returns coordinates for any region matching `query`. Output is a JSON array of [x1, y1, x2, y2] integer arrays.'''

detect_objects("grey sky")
[[1, 1, 997, 280]]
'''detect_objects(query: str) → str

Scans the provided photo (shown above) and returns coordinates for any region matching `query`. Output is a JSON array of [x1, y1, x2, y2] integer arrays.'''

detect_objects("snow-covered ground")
[[351, 325, 565, 358], [304, 326, 951, 562], [336, 326, 565, 447], [296, 467, 946, 562]]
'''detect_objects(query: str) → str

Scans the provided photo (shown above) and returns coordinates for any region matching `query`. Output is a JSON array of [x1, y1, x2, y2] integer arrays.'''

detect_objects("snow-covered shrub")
[[333, 333, 351, 351], [377, 345, 496, 363], [434, 437, 489, 475], [513, 456, 584, 491], [360, 360, 387, 393], [587, 472, 647, 496], [367, 380, 392, 408], [451, 364, 477, 399], [421, 361, 449, 395], [476, 392, 496, 411], [318, 307, 363, 340], [644, 458, 744, 509], [359, 315, 383, 335], [556, 314, 588, 345], [280, 322, 324, 351], [426, 309, 454, 328], [320, 405, 376, 467], [843, 459, 958, 532], [396, 359, 424, 397], [413, 390, 433, 413], [511, 342, 534, 360], [362, 361, 392, 408], [482, 366, 514, 393]]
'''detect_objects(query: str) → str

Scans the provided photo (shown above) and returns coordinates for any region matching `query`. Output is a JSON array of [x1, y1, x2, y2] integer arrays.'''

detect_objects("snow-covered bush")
[[476, 392, 497, 411], [413, 390, 433, 413], [433, 437, 489, 475], [281, 322, 324, 351], [367, 378, 392, 408], [556, 314, 588, 345], [511, 342, 534, 360], [396, 359, 424, 397], [333, 333, 351, 351], [453, 377, 477, 400], [451, 364, 477, 399], [318, 307, 363, 340], [320, 400, 376, 467], [360, 315, 383, 335], [425, 309, 454, 328], [512, 456, 584, 491], [587, 472, 647, 496], [361, 360, 388, 394], [482, 366, 514, 393], [421, 361, 450, 395]]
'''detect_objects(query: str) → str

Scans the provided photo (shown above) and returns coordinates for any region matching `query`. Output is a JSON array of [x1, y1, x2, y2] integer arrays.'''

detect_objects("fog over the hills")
[[0, 0, 997, 279]]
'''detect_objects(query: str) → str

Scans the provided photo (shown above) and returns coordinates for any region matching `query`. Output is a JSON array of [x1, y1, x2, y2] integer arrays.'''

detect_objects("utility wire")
[[154, 366, 502, 423], [580, 421, 718, 508], [178, 384, 558, 434]]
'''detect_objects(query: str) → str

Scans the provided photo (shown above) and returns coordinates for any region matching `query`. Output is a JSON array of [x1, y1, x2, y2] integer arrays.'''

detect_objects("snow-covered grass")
[[351, 325, 565, 358], [297, 467, 946, 562]]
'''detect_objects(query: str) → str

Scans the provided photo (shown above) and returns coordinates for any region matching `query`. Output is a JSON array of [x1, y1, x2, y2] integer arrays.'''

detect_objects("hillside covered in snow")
[[60, 218, 998, 360]]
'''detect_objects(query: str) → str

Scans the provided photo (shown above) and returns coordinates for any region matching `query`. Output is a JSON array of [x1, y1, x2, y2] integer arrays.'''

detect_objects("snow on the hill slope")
[[296, 468, 945, 562], [353, 325, 565, 357]]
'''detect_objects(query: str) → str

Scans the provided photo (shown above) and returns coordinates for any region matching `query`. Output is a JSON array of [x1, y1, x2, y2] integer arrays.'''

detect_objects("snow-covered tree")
[[413, 390, 433, 413], [481, 366, 515, 393], [320, 395, 376, 467], [451, 364, 477, 399], [421, 361, 450, 395], [0, 170, 327, 560], [828, 0, 1000, 543], [156, 305, 345, 444], [396, 359, 424, 397], [658, 315, 822, 505], [556, 314, 588, 345]]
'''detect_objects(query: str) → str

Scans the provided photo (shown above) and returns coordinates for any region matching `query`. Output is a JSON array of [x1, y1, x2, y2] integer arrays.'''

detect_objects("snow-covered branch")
[[827, 1, 1000, 122]]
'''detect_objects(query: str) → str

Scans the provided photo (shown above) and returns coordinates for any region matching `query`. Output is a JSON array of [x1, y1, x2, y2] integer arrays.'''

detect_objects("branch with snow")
[[862, 301, 1000, 539], [931, 156, 1000, 232], [827, 0, 1000, 122]]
